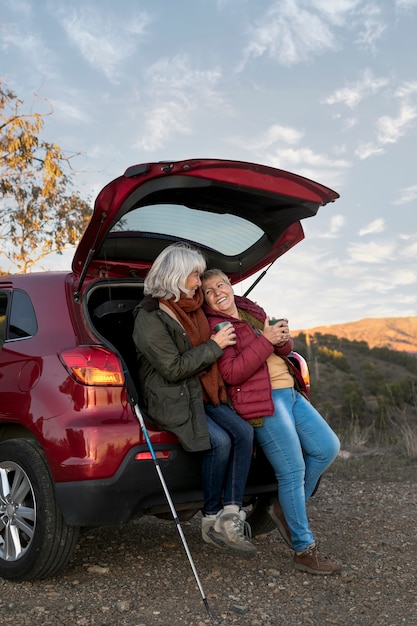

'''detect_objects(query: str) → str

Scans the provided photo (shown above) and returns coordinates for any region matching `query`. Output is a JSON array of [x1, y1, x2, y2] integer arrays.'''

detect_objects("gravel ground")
[[1, 456, 416, 626]]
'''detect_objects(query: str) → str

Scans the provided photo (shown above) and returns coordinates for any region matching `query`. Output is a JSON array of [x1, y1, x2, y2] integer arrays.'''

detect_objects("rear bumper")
[[55, 443, 277, 526]]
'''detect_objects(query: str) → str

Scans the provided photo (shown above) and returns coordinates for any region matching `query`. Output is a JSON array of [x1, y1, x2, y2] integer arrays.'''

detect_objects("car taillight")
[[60, 346, 125, 386], [297, 356, 310, 388]]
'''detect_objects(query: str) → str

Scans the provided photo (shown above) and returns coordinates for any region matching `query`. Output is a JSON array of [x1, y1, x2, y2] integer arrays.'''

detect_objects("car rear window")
[[110, 204, 264, 256]]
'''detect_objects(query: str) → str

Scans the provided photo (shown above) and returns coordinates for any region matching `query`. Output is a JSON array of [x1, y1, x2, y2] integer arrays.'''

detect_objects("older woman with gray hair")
[[132, 243, 256, 558]]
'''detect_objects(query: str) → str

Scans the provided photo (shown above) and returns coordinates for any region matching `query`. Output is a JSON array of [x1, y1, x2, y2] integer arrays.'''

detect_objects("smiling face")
[[202, 272, 238, 317]]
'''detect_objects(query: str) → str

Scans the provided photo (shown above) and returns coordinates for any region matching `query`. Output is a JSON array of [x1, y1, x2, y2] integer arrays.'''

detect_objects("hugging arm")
[[133, 311, 222, 382]]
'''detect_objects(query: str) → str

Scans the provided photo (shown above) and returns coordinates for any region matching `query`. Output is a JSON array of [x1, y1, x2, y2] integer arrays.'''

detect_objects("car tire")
[[0, 438, 79, 581], [245, 493, 277, 537]]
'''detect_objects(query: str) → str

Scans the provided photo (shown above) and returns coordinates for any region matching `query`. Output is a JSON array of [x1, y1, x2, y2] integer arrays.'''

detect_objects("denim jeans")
[[202, 403, 254, 516], [254, 388, 340, 552]]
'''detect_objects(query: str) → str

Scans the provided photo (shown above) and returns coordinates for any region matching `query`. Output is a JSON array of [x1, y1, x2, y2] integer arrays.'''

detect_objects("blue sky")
[[1, 0, 417, 329]]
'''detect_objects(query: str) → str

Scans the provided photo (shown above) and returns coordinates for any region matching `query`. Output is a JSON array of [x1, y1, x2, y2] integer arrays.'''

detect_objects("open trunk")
[[85, 278, 301, 534], [86, 279, 145, 383]]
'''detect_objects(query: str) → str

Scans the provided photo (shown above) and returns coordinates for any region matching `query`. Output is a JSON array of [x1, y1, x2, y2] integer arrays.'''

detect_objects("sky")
[[1, 0, 417, 330]]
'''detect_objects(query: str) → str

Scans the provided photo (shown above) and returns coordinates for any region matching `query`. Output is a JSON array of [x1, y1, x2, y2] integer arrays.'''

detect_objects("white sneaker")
[[207, 509, 257, 559]]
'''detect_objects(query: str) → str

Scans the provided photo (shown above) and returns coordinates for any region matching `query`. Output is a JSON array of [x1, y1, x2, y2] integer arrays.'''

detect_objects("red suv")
[[0, 158, 338, 581]]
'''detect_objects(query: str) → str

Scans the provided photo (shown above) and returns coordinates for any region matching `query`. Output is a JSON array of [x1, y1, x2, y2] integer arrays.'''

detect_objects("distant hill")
[[289, 322, 417, 453], [293, 316, 417, 355]]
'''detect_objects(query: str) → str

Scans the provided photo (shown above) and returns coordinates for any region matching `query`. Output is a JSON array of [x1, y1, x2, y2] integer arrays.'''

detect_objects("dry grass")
[[330, 449, 417, 483], [336, 407, 417, 461], [396, 417, 417, 457]]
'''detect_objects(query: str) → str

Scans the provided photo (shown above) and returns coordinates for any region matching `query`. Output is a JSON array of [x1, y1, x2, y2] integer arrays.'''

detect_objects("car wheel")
[[245, 493, 276, 537], [0, 438, 79, 581]]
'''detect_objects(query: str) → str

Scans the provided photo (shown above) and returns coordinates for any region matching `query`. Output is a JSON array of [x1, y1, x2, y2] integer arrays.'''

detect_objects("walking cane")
[[123, 367, 216, 621]]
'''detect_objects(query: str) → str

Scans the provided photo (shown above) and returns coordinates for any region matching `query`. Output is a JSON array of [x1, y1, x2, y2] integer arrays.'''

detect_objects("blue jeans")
[[254, 388, 340, 552], [202, 403, 254, 516]]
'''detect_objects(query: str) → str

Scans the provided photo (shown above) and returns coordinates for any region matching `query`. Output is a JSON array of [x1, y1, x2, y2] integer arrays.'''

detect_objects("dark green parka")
[[132, 295, 224, 452]]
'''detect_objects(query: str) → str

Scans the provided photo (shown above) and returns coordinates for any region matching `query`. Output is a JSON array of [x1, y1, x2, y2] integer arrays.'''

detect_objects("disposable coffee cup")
[[214, 322, 230, 332], [269, 318, 284, 325]]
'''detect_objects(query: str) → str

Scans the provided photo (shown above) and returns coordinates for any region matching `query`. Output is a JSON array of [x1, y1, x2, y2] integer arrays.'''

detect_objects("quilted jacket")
[[203, 295, 294, 420]]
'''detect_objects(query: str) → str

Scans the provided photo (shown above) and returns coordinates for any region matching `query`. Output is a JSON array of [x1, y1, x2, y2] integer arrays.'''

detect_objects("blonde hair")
[[144, 243, 206, 301], [201, 268, 231, 286]]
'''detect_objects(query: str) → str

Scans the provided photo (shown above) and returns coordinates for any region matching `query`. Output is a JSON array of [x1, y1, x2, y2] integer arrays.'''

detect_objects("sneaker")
[[294, 543, 341, 575], [268, 499, 292, 549], [201, 512, 220, 546], [206, 510, 257, 559]]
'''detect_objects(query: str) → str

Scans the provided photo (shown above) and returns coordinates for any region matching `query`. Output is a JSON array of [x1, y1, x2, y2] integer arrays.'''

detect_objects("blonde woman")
[[202, 269, 341, 575]]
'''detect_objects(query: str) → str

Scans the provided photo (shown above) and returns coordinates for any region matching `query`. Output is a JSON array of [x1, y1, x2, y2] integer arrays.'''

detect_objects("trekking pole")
[[123, 368, 215, 621]]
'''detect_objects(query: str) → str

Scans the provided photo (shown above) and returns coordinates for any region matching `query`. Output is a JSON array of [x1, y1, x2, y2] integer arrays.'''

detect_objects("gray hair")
[[144, 243, 207, 301]]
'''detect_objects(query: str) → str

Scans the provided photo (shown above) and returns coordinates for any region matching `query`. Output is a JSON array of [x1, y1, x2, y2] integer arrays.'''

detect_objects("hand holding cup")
[[263, 317, 290, 345], [212, 321, 236, 349]]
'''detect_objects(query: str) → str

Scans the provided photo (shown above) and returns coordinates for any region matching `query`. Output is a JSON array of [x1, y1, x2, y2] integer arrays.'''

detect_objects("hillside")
[[293, 315, 417, 354], [290, 326, 417, 456]]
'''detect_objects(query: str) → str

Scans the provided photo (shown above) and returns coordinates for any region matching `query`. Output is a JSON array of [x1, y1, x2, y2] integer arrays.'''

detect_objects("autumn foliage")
[[0, 77, 92, 273]]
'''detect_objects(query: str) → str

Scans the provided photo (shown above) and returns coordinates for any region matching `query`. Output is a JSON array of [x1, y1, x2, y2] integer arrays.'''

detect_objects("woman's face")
[[185, 270, 202, 297], [202, 275, 237, 316]]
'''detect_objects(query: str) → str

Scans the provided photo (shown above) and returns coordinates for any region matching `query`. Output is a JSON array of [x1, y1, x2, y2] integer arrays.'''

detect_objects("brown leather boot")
[[267, 499, 292, 548], [294, 544, 341, 575]]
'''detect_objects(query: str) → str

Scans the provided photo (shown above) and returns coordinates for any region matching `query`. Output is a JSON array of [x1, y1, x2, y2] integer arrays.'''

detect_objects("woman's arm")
[[274, 338, 294, 356], [133, 310, 222, 383]]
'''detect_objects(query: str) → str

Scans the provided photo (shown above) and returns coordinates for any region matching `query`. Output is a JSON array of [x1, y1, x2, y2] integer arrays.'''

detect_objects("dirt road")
[[0, 457, 416, 625]]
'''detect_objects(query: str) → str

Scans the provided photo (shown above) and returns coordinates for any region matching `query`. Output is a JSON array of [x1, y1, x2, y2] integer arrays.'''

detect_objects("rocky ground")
[[0, 453, 416, 626]]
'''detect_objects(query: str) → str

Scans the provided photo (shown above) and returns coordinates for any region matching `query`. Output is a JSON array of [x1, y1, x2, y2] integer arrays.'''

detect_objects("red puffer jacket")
[[203, 296, 294, 420]]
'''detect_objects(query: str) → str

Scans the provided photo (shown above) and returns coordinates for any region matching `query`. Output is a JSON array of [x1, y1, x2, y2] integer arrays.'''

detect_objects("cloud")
[[359, 218, 385, 236], [396, 0, 417, 9], [326, 73, 417, 159], [389, 268, 417, 285], [356, 266, 417, 294], [311, 1, 362, 25], [135, 102, 193, 152], [323, 69, 389, 109], [57, 7, 152, 82], [232, 124, 303, 151], [229, 121, 350, 189], [313, 214, 346, 239], [353, 3, 387, 53], [0, 0, 32, 20], [239, 0, 387, 71], [52, 98, 91, 124], [401, 239, 417, 258], [393, 184, 417, 205], [376, 102, 417, 144], [239, 0, 338, 69], [342, 117, 359, 131], [347, 240, 395, 263], [355, 142, 385, 159], [135, 55, 224, 151], [395, 80, 417, 99], [327, 70, 417, 159], [216, 0, 248, 6], [0, 20, 56, 77], [262, 146, 350, 190], [267, 146, 349, 170]]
